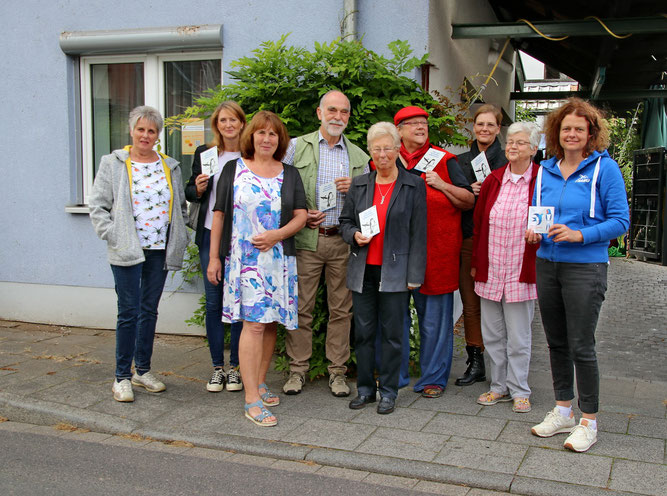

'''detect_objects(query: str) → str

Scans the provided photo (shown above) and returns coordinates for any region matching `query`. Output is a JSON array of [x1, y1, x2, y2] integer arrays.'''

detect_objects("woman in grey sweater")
[[89, 106, 188, 403]]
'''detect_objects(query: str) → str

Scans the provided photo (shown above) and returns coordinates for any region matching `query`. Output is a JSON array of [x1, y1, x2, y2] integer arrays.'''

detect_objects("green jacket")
[[292, 130, 370, 251]]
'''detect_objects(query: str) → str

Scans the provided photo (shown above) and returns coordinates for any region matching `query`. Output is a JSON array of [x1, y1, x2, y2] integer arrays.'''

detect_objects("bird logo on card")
[[530, 208, 553, 227], [531, 212, 544, 225], [575, 174, 591, 183]]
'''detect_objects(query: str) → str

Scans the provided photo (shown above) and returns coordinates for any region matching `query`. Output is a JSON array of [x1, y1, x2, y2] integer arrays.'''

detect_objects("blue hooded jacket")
[[533, 149, 629, 263]]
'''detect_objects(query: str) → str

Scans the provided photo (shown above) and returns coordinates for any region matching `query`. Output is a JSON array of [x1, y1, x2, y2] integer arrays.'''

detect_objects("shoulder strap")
[[535, 165, 543, 206], [589, 156, 602, 218]]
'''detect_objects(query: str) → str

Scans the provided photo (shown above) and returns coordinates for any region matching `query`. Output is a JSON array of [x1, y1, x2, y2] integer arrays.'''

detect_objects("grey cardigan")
[[89, 148, 189, 270], [339, 167, 427, 293]]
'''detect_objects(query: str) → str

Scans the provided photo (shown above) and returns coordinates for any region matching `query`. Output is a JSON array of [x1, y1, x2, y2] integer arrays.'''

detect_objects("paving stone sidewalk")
[[1, 258, 665, 496]]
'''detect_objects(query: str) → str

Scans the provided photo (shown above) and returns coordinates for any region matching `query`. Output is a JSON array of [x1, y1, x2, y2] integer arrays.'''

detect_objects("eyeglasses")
[[370, 147, 398, 155], [506, 140, 531, 147], [400, 120, 428, 128]]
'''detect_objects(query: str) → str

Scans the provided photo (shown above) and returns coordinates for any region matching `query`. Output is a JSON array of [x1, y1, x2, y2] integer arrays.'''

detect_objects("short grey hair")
[[128, 106, 164, 134], [367, 122, 401, 151], [507, 121, 541, 148], [319, 90, 350, 110]]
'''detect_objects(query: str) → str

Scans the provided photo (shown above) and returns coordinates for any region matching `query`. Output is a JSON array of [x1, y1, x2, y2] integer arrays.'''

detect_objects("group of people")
[[89, 90, 629, 453]]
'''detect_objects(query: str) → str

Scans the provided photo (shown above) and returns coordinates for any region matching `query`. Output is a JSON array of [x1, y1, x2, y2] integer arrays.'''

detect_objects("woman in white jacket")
[[89, 106, 188, 403]]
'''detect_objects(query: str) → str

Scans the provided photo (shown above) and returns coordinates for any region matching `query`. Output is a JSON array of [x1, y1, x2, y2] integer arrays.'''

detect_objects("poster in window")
[[182, 119, 206, 155]]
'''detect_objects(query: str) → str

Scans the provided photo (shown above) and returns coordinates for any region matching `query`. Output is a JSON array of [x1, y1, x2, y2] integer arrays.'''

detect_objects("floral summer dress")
[[222, 159, 298, 329]]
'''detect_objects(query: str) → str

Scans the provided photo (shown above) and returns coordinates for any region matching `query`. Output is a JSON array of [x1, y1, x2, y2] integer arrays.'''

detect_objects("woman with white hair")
[[339, 121, 426, 414], [89, 105, 189, 402], [471, 121, 541, 413]]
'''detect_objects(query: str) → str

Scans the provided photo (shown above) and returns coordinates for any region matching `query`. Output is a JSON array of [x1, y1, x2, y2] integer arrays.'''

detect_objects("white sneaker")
[[207, 368, 225, 392], [112, 379, 134, 402], [564, 420, 598, 452], [131, 371, 166, 392], [531, 407, 576, 437]]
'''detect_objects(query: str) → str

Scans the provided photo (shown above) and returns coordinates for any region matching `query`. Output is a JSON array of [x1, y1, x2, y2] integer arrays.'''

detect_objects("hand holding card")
[[359, 206, 380, 238], [471, 151, 491, 183], [527, 206, 554, 234], [319, 182, 337, 211], [414, 148, 446, 172], [200, 146, 219, 176]]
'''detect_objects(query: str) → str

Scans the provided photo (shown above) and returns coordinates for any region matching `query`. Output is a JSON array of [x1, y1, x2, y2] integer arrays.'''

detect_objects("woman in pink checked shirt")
[[470, 121, 541, 414]]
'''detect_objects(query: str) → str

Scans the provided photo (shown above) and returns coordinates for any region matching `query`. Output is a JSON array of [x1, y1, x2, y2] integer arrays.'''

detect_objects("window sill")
[[65, 205, 91, 214]]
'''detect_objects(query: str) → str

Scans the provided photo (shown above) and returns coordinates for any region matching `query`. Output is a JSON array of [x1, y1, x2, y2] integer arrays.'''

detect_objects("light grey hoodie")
[[89, 148, 189, 270]]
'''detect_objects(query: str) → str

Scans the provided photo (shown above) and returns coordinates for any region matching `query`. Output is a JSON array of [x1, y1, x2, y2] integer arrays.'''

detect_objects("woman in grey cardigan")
[[89, 106, 188, 403]]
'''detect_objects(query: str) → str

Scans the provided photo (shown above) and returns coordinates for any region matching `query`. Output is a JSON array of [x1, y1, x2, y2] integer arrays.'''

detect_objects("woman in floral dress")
[[207, 111, 307, 426]]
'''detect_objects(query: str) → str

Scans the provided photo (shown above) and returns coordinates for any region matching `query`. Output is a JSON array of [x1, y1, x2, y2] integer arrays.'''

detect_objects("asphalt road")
[[0, 430, 433, 496]]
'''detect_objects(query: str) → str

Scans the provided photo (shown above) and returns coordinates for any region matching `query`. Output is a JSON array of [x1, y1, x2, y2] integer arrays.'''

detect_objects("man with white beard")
[[282, 90, 370, 397]]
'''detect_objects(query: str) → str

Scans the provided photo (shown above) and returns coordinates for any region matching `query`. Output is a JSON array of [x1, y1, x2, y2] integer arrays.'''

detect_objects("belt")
[[318, 226, 339, 236]]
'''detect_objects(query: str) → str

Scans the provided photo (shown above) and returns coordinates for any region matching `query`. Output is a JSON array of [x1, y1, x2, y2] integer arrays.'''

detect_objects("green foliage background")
[[607, 105, 643, 198], [167, 35, 469, 148], [172, 36, 471, 380]]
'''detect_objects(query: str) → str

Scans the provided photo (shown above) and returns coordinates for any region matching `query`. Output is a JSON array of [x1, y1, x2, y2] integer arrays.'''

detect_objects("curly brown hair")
[[210, 101, 246, 152], [544, 98, 610, 159], [240, 111, 289, 161]]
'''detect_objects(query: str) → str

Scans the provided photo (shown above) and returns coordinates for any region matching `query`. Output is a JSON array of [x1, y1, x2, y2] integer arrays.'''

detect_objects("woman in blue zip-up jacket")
[[526, 98, 629, 453]]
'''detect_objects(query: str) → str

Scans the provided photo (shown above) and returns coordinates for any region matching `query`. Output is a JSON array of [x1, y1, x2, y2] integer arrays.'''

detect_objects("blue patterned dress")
[[222, 159, 299, 329]]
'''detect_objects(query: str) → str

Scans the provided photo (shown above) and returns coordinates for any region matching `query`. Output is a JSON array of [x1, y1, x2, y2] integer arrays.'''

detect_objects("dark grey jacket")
[[339, 167, 427, 293]]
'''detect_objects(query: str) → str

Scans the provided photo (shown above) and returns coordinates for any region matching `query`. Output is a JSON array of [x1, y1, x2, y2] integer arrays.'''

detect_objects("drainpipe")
[[342, 0, 358, 40]]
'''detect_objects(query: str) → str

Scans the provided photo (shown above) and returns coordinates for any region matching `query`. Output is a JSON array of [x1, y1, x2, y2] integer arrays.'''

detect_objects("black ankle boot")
[[455, 345, 486, 386]]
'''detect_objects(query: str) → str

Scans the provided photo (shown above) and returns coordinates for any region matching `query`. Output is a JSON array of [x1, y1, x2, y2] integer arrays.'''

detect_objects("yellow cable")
[[517, 19, 569, 41], [483, 38, 511, 89], [585, 16, 632, 39]]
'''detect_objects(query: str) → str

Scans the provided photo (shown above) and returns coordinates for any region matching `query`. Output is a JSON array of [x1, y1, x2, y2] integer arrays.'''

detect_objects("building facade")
[[0, 0, 514, 334]]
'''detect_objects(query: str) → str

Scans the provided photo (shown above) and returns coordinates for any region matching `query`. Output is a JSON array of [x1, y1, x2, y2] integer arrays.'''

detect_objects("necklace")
[[377, 179, 396, 204]]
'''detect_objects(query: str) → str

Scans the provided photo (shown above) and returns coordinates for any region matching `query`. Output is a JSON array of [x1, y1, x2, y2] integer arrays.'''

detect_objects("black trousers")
[[352, 265, 409, 399], [536, 258, 608, 414]]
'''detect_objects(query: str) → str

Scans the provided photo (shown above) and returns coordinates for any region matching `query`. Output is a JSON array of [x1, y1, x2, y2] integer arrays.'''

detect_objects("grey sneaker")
[[283, 372, 304, 395], [226, 366, 243, 392], [112, 379, 134, 402], [531, 407, 576, 437], [131, 371, 166, 392], [206, 368, 225, 392], [329, 374, 350, 397], [564, 420, 598, 452]]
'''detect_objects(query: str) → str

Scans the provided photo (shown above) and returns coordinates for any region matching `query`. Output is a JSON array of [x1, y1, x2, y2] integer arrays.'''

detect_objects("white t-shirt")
[[204, 150, 241, 230]]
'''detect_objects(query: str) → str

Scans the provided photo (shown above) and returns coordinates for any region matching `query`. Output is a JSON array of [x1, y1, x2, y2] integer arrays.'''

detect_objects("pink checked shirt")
[[474, 165, 537, 303]]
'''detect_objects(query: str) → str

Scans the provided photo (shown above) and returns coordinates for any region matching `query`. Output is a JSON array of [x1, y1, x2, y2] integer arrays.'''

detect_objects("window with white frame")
[[59, 25, 224, 207], [80, 52, 221, 203]]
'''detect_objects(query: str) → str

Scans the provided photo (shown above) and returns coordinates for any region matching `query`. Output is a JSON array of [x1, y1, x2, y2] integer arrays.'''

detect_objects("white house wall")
[[428, 0, 515, 124]]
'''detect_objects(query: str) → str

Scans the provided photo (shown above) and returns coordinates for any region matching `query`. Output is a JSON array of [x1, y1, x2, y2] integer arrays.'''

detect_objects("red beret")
[[393, 106, 429, 126]]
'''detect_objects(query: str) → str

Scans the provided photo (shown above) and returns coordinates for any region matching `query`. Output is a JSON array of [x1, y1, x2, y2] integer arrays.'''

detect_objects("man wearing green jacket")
[[282, 90, 370, 397]]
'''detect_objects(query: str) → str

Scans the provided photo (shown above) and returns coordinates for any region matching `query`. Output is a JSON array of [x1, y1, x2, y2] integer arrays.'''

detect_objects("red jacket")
[[471, 163, 539, 284], [399, 145, 462, 295]]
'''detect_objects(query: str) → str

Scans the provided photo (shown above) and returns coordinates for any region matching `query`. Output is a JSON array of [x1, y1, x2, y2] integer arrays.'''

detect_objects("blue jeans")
[[111, 250, 168, 380], [412, 291, 454, 392], [200, 229, 242, 368]]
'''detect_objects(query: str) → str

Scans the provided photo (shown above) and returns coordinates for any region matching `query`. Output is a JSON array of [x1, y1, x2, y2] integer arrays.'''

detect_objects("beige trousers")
[[287, 233, 352, 376]]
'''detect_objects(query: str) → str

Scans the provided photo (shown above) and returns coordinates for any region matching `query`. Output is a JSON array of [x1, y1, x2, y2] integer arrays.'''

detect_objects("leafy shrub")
[[166, 35, 469, 148]]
